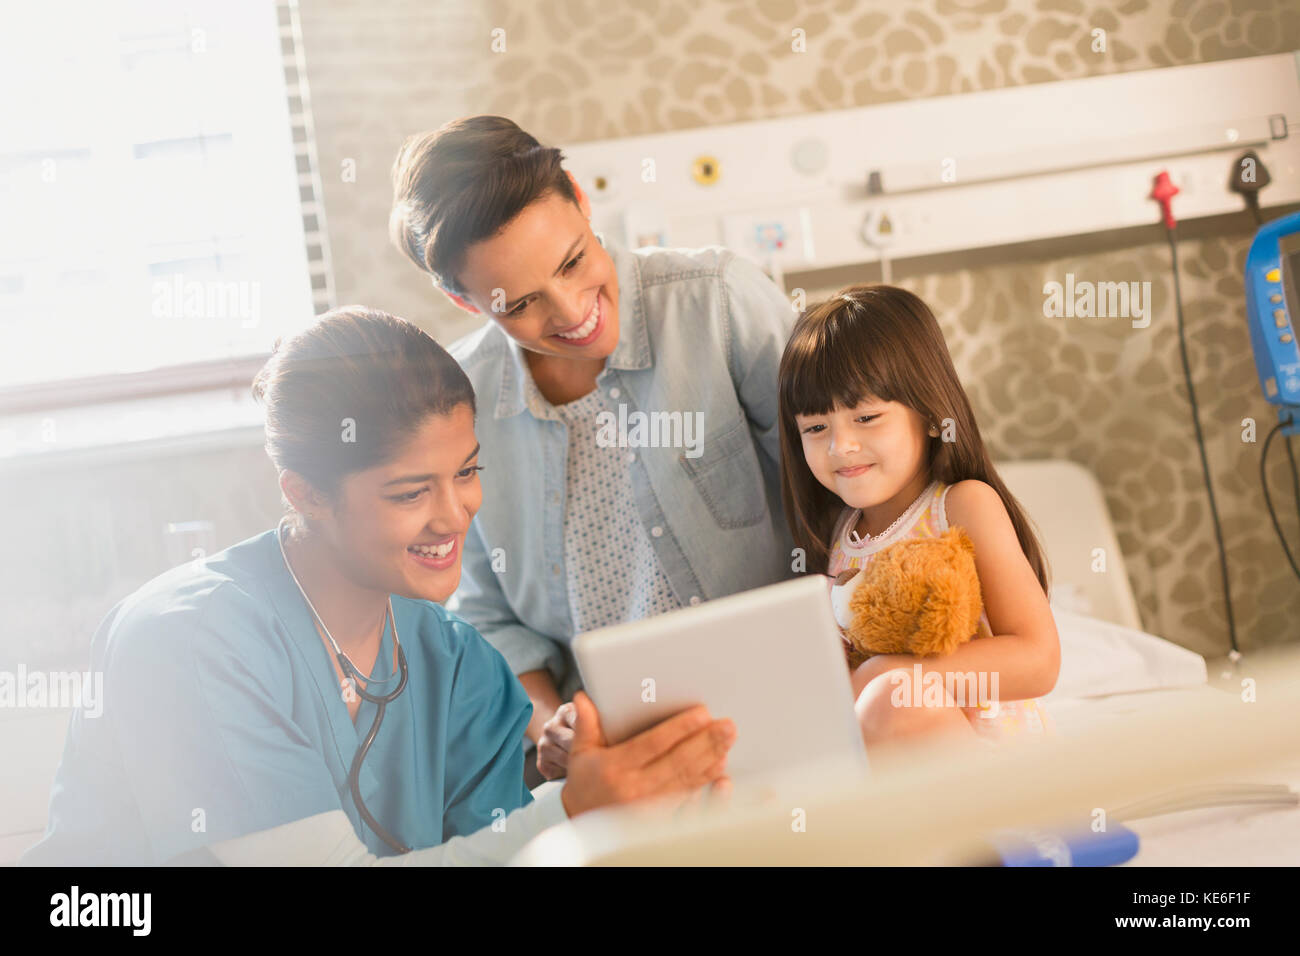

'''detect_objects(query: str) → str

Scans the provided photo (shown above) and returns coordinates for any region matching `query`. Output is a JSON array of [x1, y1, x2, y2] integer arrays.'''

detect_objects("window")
[[0, 0, 330, 405]]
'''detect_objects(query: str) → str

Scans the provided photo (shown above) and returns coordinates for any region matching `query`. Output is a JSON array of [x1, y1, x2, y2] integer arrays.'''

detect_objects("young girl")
[[777, 284, 1060, 755]]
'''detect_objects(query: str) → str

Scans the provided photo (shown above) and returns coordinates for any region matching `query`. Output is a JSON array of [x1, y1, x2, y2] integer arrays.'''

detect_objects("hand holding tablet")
[[575, 576, 868, 786], [559, 692, 736, 817]]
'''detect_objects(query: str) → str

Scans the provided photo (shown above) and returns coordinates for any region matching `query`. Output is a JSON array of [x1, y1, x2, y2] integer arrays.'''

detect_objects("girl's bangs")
[[781, 307, 895, 416]]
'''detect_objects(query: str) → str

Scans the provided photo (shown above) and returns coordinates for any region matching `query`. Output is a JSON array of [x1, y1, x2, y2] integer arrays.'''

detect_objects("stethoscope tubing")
[[344, 645, 410, 854], [277, 518, 413, 854]]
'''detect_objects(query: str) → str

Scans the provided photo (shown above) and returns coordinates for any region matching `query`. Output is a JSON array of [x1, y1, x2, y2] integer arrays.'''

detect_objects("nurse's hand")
[[559, 691, 736, 818], [537, 701, 577, 779]]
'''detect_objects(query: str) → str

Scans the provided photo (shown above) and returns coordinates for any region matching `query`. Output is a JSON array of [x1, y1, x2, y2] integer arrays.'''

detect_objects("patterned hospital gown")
[[828, 479, 1054, 744]]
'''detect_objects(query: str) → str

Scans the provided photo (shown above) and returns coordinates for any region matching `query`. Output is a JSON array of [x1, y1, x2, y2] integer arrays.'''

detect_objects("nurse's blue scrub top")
[[22, 528, 534, 865]]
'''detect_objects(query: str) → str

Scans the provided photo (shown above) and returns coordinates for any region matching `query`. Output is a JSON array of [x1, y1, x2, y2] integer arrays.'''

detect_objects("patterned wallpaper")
[[5, 0, 1296, 670], [300, 0, 1300, 340], [294, 0, 1299, 656]]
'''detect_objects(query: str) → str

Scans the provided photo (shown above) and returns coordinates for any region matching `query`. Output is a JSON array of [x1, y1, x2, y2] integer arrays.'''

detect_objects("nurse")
[[21, 307, 734, 866]]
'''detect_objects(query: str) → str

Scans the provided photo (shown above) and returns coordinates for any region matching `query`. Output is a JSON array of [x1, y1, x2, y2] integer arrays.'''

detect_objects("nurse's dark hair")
[[777, 284, 1049, 594], [252, 306, 475, 505], [388, 115, 578, 295]]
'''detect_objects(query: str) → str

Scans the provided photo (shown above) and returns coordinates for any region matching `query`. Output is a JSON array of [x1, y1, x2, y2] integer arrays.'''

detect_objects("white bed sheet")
[[1045, 686, 1300, 866]]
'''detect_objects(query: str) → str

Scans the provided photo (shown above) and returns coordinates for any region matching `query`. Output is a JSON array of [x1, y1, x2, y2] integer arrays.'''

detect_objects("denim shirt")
[[447, 236, 798, 697]]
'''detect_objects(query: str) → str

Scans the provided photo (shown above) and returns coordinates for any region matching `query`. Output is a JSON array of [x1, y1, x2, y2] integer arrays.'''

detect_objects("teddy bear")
[[828, 527, 986, 671]]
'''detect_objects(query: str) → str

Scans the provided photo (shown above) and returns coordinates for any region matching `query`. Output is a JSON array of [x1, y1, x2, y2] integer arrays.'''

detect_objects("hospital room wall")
[[4, 0, 1298, 674], [290, 0, 1299, 655]]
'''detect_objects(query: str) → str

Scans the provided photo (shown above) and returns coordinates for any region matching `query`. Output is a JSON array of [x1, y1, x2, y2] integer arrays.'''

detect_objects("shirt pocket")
[[678, 413, 767, 530]]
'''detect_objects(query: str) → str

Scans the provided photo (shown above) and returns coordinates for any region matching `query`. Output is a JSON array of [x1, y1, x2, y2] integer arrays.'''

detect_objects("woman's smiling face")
[[326, 404, 483, 604], [452, 182, 621, 361]]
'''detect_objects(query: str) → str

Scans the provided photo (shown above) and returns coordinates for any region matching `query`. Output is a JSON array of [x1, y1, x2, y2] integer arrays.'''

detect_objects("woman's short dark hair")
[[388, 115, 578, 296], [252, 306, 475, 501]]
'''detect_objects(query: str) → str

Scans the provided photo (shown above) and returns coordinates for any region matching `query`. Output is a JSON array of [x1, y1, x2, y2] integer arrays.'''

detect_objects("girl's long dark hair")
[[777, 284, 1050, 593]]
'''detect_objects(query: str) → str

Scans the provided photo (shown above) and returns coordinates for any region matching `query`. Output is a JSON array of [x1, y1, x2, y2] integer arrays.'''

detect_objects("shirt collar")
[[493, 231, 651, 420]]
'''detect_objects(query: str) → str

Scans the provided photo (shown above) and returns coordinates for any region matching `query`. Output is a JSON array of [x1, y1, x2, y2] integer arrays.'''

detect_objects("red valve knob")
[[1149, 171, 1180, 230]]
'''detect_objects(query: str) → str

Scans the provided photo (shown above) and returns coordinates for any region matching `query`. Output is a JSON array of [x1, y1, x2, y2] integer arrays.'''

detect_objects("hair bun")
[[251, 350, 278, 404]]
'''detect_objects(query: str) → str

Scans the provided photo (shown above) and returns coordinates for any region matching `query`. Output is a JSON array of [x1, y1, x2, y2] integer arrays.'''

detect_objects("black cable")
[[1165, 227, 1240, 654], [1245, 194, 1263, 227], [1228, 149, 1268, 228], [1260, 416, 1300, 584], [1224, 151, 1299, 586], [1286, 431, 1300, 522]]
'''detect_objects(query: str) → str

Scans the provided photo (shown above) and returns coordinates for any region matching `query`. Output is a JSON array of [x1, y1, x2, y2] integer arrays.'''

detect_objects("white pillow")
[[1044, 605, 1207, 700]]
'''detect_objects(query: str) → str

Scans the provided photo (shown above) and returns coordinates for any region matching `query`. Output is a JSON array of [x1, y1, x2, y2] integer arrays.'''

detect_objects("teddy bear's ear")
[[834, 568, 860, 586], [949, 526, 977, 559]]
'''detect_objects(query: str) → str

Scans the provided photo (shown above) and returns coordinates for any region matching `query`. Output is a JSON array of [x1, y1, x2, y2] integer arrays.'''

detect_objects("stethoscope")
[[277, 517, 411, 854]]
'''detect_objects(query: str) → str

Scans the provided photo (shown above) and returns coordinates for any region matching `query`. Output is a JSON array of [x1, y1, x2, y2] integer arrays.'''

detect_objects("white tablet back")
[[574, 575, 867, 781]]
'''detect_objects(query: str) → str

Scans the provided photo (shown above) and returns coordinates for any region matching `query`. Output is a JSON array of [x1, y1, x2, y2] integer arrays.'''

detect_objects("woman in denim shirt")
[[390, 116, 796, 782]]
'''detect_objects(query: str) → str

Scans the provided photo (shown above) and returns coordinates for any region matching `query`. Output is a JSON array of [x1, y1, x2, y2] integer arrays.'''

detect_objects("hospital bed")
[[512, 459, 1300, 866], [993, 462, 1298, 866]]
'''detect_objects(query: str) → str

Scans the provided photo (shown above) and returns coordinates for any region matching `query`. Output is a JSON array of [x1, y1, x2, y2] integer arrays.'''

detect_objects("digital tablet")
[[573, 575, 868, 781]]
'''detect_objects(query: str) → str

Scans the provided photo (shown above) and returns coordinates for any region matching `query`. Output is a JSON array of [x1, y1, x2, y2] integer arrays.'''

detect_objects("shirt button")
[[689, 596, 701, 606], [651, 526, 663, 537], [609, 387, 620, 399], [626, 452, 635, 463]]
